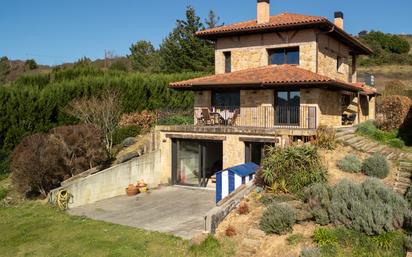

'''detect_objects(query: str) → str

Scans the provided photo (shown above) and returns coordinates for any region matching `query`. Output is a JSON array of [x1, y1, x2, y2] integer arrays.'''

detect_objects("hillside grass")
[[0, 202, 234, 257]]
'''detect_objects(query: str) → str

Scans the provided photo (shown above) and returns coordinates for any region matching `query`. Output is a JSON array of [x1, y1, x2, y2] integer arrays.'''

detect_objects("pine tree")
[[128, 40, 160, 72], [205, 10, 223, 29], [159, 6, 214, 73]]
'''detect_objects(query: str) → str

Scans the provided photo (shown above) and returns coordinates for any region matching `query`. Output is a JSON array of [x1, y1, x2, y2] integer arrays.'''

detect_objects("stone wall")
[[215, 29, 317, 74], [301, 88, 341, 127], [214, 28, 354, 83], [317, 33, 350, 82]]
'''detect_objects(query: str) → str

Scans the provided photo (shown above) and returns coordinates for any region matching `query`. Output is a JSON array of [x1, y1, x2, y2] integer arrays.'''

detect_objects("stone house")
[[157, 0, 378, 187]]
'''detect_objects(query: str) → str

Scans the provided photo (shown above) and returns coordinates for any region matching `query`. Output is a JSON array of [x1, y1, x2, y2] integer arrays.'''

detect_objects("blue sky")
[[1, 0, 411, 65]]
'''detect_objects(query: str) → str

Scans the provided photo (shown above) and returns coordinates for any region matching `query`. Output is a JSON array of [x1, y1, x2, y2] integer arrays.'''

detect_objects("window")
[[212, 90, 240, 107], [268, 47, 299, 65], [224, 52, 231, 73]]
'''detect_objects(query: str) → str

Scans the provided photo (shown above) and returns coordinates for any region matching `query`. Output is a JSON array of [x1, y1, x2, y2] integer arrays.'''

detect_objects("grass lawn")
[[0, 202, 234, 257]]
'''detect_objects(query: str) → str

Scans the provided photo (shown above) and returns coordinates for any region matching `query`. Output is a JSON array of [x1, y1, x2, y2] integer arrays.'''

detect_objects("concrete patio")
[[69, 186, 215, 239]]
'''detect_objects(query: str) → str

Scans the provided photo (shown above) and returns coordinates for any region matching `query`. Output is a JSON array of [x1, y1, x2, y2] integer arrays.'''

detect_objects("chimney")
[[257, 0, 270, 24], [334, 11, 344, 30]]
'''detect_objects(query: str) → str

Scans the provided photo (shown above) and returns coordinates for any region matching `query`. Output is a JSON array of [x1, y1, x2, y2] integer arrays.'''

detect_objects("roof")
[[196, 13, 372, 55], [169, 65, 378, 95], [218, 162, 260, 177]]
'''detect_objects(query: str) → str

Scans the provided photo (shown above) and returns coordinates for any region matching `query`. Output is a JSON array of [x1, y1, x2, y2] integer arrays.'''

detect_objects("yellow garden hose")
[[56, 190, 71, 210]]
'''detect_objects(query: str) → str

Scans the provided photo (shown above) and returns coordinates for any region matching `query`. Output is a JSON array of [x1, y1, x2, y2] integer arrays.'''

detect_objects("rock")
[[296, 208, 313, 223], [247, 228, 266, 239], [242, 238, 261, 249], [122, 137, 137, 148], [116, 152, 139, 164]]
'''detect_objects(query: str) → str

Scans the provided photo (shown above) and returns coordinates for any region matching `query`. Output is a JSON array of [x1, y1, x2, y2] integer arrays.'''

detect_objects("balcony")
[[195, 105, 317, 129]]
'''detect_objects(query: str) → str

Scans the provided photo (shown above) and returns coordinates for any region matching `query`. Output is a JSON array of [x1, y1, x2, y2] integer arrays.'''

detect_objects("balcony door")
[[275, 91, 300, 126]]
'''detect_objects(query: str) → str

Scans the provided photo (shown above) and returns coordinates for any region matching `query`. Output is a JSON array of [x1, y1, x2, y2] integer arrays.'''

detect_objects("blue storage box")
[[215, 162, 259, 203]]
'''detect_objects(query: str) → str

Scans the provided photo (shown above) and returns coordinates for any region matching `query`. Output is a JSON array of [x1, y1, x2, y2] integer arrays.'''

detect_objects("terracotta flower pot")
[[126, 184, 138, 196]]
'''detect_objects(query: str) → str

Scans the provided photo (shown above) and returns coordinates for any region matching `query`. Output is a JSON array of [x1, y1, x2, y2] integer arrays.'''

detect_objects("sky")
[[1, 0, 411, 66]]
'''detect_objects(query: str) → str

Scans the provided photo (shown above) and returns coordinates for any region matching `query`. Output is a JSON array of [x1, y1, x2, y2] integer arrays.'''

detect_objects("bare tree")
[[65, 90, 121, 157]]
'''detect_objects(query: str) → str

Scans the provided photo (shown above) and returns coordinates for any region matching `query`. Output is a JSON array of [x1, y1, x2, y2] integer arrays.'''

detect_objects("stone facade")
[[215, 29, 317, 74], [157, 128, 286, 183], [214, 29, 353, 83]]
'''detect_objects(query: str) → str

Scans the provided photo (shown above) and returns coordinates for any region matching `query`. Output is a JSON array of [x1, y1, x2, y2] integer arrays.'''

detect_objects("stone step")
[[400, 162, 412, 168], [363, 142, 380, 152], [346, 136, 364, 145], [394, 181, 410, 190], [353, 139, 372, 150], [396, 176, 411, 184], [387, 152, 400, 161], [367, 145, 386, 154], [398, 171, 412, 179], [336, 133, 356, 141]]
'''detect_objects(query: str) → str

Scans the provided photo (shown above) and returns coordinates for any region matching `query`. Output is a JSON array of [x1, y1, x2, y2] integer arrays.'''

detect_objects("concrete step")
[[394, 181, 410, 190]]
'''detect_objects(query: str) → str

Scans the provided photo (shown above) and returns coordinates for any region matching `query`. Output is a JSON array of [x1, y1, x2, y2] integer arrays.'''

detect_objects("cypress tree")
[[159, 6, 214, 73]]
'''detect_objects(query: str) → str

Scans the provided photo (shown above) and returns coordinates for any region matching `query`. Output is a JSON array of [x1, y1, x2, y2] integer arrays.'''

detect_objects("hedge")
[[0, 67, 201, 152]]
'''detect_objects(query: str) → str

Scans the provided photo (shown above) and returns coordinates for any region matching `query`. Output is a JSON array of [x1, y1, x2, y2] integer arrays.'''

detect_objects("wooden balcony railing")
[[195, 105, 317, 129]]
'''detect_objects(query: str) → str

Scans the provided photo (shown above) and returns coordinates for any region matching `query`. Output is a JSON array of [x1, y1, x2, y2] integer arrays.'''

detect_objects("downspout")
[[315, 26, 335, 74]]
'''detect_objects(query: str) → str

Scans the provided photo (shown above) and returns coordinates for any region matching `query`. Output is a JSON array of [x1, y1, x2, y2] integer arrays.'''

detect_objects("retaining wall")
[[49, 150, 161, 208]]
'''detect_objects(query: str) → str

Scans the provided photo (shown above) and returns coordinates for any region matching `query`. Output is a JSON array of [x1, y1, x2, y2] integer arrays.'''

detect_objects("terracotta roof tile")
[[197, 13, 327, 36], [170, 65, 377, 95], [196, 13, 372, 55]]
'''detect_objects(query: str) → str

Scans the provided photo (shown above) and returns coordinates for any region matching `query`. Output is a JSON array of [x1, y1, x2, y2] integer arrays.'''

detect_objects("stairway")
[[237, 228, 265, 257], [336, 127, 412, 195], [394, 162, 412, 195]]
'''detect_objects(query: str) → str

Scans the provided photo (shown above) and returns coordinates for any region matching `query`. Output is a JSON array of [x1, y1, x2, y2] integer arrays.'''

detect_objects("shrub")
[[0, 150, 10, 175], [313, 227, 338, 246], [158, 114, 193, 125], [337, 154, 362, 173], [312, 227, 406, 257], [238, 202, 249, 215], [0, 187, 8, 201], [300, 248, 321, 257], [303, 183, 332, 225], [119, 110, 157, 130], [305, 179, 409, 235], [225, 226, 236, 237], [379, 95, 412, 131], [329, 179, 409, 235], [362, 153, 390, 178], [287, 233, 306, 245], [112, 125, 141, 146], [11, 125, 106, 197], [259, 203, 296, 235], [405, 236, 412, 252], [387, 138, 405, 148], [405, 186, 412, 209], [315, 126, 336, 150], [261, 145, 327, 195]]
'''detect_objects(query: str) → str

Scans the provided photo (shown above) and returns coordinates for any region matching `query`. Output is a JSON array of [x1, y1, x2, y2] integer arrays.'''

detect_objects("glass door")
[[172, 139, 223, 187], [275, 91, 300, 126]]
